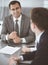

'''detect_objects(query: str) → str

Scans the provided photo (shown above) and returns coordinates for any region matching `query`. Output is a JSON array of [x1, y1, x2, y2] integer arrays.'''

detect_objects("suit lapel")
[[10, 15, 14, 31], [20, 14, 25, 36], [37, 32, 45, 49]]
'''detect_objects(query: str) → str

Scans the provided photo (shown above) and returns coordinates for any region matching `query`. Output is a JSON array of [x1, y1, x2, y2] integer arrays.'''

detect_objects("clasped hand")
[[8, 31, 21, 43]]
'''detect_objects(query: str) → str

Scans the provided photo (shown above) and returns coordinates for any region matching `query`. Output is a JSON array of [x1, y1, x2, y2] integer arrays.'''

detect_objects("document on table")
[[0, 46, 21, 55]]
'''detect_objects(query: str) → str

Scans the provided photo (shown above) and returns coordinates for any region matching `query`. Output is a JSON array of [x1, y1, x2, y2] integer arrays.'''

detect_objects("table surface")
[[0, 40, 35, 65]]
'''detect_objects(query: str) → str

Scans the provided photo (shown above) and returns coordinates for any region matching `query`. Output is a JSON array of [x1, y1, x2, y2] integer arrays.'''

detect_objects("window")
[[44, 1, 48, 8]]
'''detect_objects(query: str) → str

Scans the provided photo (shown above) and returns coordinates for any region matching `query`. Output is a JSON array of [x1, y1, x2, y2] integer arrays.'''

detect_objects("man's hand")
[[9, 56, 20, 65], [8, 31, 17, 40], [13, 36, 21, 44], [8, 31, 21, 44], [22, 46, 30, 53]]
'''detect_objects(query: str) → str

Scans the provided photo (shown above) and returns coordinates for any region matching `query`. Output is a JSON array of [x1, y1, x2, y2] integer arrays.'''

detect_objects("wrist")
[[8, 34, 10, 40], [28, 48, 31, 52], [21, 38, 26, 43]]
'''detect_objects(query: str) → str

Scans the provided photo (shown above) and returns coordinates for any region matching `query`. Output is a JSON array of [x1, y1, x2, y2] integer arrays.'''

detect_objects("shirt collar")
[[35, 31, 44, 43], [13, 14, 22, 22]]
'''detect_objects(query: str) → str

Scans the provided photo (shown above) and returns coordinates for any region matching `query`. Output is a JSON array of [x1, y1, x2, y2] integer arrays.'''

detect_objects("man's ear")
[[32, 23, 35, 28], [30, 22, 35, 32]]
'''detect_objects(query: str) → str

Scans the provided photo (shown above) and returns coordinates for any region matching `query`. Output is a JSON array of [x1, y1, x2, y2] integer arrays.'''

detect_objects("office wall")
[[0, 0, 44, 7], [0, 0, 44, 20]]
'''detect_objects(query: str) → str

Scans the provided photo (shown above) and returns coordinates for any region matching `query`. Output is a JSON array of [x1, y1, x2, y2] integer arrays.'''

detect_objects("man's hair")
[[31, 7, 48, 30], [9, 0, 21, 8]]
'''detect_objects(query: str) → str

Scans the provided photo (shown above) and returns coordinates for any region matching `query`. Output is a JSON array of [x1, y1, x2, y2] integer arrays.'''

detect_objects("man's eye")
[[11, 9, 15, 11], [16, 7, 19, 10], [11, 7, 19, 11]]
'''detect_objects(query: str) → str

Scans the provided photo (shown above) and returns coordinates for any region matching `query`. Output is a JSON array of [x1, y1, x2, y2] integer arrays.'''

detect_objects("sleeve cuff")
[[21, 38, 26, 43], [19, 56, 24, 61], [30, 47, 37, 52], [6, 34, 9, 40]]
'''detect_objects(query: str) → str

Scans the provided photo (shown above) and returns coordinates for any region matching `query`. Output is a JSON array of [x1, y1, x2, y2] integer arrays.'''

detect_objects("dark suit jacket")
[[1, 14, 35, 45], [23, 31, 48, 65]]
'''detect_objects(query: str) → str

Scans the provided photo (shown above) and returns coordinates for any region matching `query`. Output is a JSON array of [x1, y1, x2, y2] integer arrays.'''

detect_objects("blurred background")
[[0, 0, 48, 34]]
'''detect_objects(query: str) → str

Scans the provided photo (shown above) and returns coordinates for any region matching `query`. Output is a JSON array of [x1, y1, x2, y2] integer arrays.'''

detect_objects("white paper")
[[0, 46, 21, 55]]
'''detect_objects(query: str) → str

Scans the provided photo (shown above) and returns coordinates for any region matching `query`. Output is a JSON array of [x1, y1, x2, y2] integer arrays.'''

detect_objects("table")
[[0, 40, 35, 65]]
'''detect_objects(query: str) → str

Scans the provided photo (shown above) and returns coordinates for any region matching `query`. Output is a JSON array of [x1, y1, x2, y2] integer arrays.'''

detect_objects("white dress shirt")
[[30, 31, 44, 52], [6, 15, 26, 43]]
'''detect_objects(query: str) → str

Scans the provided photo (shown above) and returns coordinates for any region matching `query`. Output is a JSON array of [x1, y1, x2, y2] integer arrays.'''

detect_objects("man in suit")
[[9, 8, 48, 65], [1, 1, 35, 45]]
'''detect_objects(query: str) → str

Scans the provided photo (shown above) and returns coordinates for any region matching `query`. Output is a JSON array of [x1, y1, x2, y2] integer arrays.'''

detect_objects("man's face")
[[9, 3, 21, 18]]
